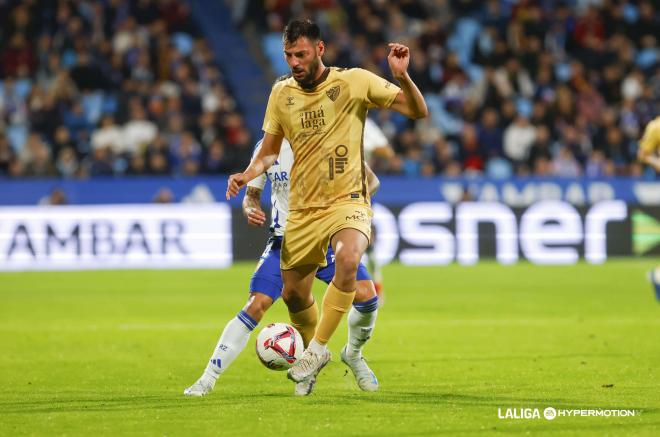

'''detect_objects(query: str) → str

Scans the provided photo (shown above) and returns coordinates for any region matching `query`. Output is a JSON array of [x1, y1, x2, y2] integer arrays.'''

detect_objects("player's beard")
[[293, 57, 320, 87]]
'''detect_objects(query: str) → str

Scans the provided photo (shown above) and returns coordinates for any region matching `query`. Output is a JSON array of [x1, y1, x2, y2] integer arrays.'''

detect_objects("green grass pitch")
[[1, 261, 659, 436]]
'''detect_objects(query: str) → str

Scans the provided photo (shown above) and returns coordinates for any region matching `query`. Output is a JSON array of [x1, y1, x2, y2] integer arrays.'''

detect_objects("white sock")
[[200, 310, 256, 385], [346, 300, 378, 358], [308, 338, 327, 355]]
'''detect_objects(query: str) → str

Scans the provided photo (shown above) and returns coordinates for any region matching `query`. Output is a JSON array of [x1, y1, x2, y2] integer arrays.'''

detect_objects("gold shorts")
[[281, 202, 373, 270]]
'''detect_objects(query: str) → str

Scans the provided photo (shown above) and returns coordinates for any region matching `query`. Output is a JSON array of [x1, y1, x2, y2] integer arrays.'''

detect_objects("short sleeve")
[[262, 86, 284, 136], [247, 172, 267, 190], [358, 68, 400, 109]]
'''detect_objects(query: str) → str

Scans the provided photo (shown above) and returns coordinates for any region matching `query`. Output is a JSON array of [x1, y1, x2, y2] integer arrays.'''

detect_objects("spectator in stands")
[[202, 139, 233, 174], [503, 115, 536, 169], [459, 124, 486, 173], [24, 147, 57, 177], [1, 33, 35, 78], [553, 146, 582, 178], [55, 147, 79, 178], [88, 146, 114, 177], [123, 106, 157, 157], [91, 116, 123, 156]]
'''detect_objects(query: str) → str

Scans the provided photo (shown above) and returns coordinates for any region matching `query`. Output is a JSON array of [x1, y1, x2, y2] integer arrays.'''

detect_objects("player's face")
[[284, 37, 324, 86]]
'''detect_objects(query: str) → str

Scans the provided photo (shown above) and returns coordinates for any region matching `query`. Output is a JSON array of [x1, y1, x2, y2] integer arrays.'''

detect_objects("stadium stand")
[[244, 0, 660, 178], [0, 0, 659, 179], [0, 0, 253, 178]]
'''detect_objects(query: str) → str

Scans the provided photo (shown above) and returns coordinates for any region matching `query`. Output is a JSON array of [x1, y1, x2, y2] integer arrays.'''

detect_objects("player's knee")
[[244, 294, 273, 321], [354, 280, 377, 302], [334, 250, 360, 276], [281, 286, 310, 312]]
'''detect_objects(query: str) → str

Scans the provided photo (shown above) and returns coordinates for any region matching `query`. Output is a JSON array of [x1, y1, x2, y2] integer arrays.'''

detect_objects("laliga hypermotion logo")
[[498, 406, 637, 420], [496, 407, 556, 420]]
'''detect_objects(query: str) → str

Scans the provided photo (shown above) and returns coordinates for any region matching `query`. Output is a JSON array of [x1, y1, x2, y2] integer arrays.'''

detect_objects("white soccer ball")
[[255, 323, 304, 371]]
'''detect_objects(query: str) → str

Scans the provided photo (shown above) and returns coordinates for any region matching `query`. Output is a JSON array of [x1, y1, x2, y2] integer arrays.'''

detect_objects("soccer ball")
[[255, 323, 304, 371]]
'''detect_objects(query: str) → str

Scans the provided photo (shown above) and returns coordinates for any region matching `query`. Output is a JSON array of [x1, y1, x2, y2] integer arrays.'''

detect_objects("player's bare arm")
[[226, 132, 284, 199], [387, 43, 428, 120], [365, 162, 380, 196], [242, 186, 266, 227]]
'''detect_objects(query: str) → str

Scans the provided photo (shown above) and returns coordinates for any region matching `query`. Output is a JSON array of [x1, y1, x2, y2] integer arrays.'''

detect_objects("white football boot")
[[287, 348, 331, 383], [183, 377, 215, 397], [294, 375, 317, 396], [340, 346, 379, 392]]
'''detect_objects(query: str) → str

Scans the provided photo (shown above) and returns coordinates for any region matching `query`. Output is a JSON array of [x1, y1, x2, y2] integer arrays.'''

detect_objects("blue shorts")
[[249, 236, 372, 302]]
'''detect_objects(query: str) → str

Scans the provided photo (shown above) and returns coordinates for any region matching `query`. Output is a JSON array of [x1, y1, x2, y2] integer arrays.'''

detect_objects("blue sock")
[[352, 296, 379, 314], [237, 310, 258, 331]]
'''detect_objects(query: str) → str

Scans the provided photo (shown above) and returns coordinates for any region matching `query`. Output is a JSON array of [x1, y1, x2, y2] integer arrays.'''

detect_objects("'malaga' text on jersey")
[[262, 67, 400, 211]]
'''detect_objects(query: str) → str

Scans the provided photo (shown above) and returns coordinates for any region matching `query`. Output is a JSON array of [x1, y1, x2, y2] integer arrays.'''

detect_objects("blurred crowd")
[[0, 0, 252, 179], [247, 0, 660, 178], [1, 0, 659, 180]]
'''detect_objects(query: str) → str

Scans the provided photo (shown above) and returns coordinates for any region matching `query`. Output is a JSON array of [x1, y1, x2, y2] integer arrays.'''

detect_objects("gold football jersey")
[[262, 67, 400, 211], [640, 116, 660, 154]]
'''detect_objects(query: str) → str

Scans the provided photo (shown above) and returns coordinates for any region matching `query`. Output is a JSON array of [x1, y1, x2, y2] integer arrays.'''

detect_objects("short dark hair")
[[283, 19, 321, 44]]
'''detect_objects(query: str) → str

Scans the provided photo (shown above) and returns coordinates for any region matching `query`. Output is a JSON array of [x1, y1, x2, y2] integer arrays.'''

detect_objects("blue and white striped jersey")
[[246, 139, 294, 237]]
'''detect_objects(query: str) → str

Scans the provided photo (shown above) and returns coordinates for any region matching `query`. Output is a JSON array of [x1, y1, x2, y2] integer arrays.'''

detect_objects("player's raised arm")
[[386, 43, 428, 120], [226, 132, 284, 199]]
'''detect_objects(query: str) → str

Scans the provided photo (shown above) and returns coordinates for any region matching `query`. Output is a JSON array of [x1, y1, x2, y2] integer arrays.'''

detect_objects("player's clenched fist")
[[226, 173, 248, 200], [387, 43, 410, 80]]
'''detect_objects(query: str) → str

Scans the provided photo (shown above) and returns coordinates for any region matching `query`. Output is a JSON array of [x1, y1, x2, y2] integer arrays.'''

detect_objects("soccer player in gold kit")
[[227, 19, 427, 387], [637, 115, 660, 299]]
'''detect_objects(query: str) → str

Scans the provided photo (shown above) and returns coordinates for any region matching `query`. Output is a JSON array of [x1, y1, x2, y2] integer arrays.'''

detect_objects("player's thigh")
[[281, 209, 328, 270], [331, 227, 370, 271], [282, 265, 317, 293], [328, 203, 372, 261], [281, 264, 318, 311]]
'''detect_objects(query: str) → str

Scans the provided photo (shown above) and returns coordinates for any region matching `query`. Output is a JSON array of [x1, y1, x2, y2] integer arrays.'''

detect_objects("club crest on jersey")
[[326, 85, 340, 101], [286, 96, 295, 106]]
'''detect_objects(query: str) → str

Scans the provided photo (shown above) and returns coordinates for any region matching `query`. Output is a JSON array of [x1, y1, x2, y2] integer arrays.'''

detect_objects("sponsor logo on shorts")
[[346, 209, 369, 224]]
